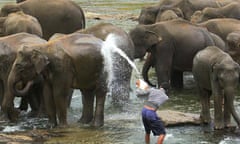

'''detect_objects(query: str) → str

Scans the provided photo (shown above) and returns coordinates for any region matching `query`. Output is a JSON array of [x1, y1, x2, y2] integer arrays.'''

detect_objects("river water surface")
[[0, 0, 240, 144]]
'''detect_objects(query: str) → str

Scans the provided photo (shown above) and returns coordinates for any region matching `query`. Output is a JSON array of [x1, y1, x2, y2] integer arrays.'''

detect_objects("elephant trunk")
[[142, 53, 156, 87], [225, 88, 240, 127], [8, 69, 34, 96], [12, 80, 34, 96]]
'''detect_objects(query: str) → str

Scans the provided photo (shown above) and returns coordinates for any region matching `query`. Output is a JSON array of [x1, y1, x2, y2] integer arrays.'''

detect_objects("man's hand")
[[136, 79, 149, 90]]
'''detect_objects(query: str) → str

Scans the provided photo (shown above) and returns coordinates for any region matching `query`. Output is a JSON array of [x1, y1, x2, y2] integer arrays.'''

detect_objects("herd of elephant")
[[135, 0, 240, 130], [0, 0, 239, 130]]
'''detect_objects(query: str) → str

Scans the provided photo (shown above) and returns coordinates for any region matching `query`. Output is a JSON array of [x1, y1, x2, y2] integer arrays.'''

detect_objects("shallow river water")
[[1, 0, 240, 144]]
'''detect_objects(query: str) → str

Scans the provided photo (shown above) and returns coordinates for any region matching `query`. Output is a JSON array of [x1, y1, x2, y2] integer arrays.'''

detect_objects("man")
[[136, 79, 169, 144]]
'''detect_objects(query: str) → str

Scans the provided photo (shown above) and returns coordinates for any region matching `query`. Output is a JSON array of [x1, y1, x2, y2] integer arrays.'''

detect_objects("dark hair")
[[160, 82, 170, 90]]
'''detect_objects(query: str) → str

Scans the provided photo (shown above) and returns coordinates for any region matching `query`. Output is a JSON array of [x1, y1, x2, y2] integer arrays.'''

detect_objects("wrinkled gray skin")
[[0, 0, 85, 40], [198, 18, 240, 42], [155, 9, 180, 22], [77, 22, 134, 107], [192, 46, 240, 129], [138, 0, 235, 24], [209, 32, 226, 50], [197, 18, 240, 63], [191, 2, 240, 23], [129, 19, 215, 89], [142, 32, 226, 87], [0, 33, 47, 121], [226, 31, 240, 64], [4, 33, 108, 127], [139, 3, 183, 24], [0, 11, 42, 37]]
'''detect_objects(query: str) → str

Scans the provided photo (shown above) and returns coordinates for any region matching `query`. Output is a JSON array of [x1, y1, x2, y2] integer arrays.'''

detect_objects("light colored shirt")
[[146, 88, 169, 109]]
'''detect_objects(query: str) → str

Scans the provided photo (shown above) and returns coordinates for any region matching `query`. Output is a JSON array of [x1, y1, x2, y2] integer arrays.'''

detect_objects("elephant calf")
[[0, 11, 42, 37], [192, 46, 240, 129]]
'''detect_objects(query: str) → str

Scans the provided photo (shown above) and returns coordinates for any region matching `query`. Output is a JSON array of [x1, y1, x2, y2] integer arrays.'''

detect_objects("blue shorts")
[[142, 107, 166, 136]]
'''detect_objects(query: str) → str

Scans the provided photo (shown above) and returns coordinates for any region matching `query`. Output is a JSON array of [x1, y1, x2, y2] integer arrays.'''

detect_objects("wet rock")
[[0, 133, 33, 142], [157, 110, 201, 127]]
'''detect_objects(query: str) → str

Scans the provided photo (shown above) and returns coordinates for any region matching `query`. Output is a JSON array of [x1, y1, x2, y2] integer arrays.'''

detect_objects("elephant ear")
[[145, 30, 162, 47], [212, 63, 221, 81], [31, 49, 49, 74]]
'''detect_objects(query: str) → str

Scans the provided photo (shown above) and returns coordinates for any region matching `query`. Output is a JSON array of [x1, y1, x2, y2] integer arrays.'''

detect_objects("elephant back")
[[18, 0, 85, 40]]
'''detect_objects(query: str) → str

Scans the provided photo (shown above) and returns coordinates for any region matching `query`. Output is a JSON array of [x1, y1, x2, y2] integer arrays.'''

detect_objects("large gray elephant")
[[138, 0, 235, 24], [77, 22, 134, 106], [0, 11, 42, 37], [0, 0, 85, 40], [2, 33, 114, 127], [192, 46, 240, 129], [191, 2, 240, 23], [0, 33, 47, 121], [141, 31, 226, 88], [197, 18, 240, 43], [129, 19, 216, 89]]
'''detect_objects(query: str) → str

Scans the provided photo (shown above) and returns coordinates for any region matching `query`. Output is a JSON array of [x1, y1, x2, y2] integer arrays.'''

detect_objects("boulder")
[[157, 110, 201, 126]]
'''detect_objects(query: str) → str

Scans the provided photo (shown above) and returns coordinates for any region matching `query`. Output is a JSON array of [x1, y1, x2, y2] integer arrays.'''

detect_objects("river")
[[0, 0, 240, 144]]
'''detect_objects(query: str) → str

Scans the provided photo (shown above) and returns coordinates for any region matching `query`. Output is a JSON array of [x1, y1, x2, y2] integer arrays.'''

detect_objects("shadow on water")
[[0, 0, 240, 143]]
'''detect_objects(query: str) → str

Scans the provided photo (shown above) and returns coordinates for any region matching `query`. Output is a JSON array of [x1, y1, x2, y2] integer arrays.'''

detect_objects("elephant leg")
[[224, 96, 231, 127], [199, 88, 211, 124], [67, 88, 73, 107], [54, 87, 68, 127], [27, 91, 41, 117], [214, 93, 224, 129], [93, 87, 106, 127], [43, 81, 57, 127], [0, 81, 3, 107], [18, 96, 29, 111], [79, 89, 94, 124], [171, 70, 183, 89]]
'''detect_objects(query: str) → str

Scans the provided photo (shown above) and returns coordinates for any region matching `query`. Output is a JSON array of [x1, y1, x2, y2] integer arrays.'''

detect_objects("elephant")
[[155, 9, 180, 22], [0, 0, 85, 40], [192, 46, 240, 129], [191, 2, 240, 23], [141, 32, 226, 88], [77, 22, 134, 107], [197, 18, 240, 43], [138, 3, 183, 24], [2, 33, 114, 127], [226, 31, 240, 64], [138, 0, 236, 24], [129, 19, 216, 89], [196, 18, 240, 63], [0, 32, 47, 121], [0, 11, 42, 37]]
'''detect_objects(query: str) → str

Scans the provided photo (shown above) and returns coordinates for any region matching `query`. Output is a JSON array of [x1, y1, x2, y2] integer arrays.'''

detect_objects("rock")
[[157, 110, 201, 127]]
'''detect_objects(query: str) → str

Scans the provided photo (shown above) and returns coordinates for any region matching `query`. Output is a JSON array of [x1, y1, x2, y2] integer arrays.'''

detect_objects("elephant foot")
[[8, 108, 20, 122], [91, 118, 104, 127], [57, 122, 68, 128], [47, 121, 57, 129], [214, 122, 224, 130], [225, 124, 236, 129], [27, 110, 39, 118], [78, 116, 93, 124], [0, 111, 9, 121], [200, 115, 211, 124]]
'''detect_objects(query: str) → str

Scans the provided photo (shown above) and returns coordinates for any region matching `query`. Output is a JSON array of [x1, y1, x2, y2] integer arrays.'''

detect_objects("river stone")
[[157, 110, 201, 126]]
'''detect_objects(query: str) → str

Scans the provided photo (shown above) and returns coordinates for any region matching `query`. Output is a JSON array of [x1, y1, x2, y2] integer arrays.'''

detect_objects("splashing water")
[[101, 33, 141, 80]]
